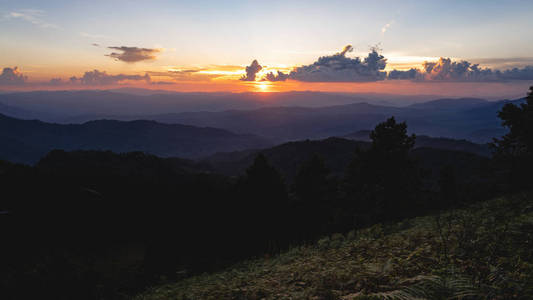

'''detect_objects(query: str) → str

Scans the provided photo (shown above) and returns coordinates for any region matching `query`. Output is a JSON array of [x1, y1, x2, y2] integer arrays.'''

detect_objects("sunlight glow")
[[255, 81, 270, 92]]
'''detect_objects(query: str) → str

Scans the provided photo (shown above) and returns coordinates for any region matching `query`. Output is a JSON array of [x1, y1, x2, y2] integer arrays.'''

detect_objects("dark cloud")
[[48, 78, 63, 85], [287, 45, 387, 82], [70, 70, 151, 85], [92, 43, 100, 47], [387, 58, 533, 82], [500, 66, 533, 80], [387, 68, 420, 80], [240, 60, 262, 81], [0, 67, 27, 85], [106, 46, 161, 63], [263, 71, 289, 82], [151, 81, 175, 85]]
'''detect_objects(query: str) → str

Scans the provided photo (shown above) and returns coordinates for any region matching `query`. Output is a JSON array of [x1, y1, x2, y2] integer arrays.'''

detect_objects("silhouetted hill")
[[344, 130, 491, 157], [407, 97, 488, 110], [0, 114, 271, 164], [205, 137, 490, 184]]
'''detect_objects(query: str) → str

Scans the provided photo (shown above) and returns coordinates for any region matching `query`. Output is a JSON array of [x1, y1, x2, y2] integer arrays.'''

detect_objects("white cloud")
[[7, 9, 58, 29]]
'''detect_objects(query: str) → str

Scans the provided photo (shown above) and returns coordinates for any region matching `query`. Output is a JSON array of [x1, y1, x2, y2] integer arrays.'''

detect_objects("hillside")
[[136, 192, 533, 300], [204, 137, 491, 183], [344, 130, 492, 157], [0, 113, 271, 163]]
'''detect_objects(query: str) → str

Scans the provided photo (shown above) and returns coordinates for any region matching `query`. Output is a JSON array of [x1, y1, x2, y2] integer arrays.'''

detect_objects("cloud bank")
[[254, 45, 533, 83], [71, 70, 151, 85], [387, 57, 533, 81], [286, 45, 388, 82], [264, 71, 289, 82], [0, 67, 28, 85], [240, 60, 262, 81], [106, 46, 161, 63]]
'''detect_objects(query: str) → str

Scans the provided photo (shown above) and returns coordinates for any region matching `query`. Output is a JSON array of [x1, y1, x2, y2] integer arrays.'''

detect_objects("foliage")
[[136, 192, 533, 300], [344, 117, 421, 224], [493, 86, 533, 189]]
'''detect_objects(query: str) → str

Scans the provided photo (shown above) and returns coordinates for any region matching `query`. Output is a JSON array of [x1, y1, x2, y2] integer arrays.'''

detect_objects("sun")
[[256, 81, 270, 92]]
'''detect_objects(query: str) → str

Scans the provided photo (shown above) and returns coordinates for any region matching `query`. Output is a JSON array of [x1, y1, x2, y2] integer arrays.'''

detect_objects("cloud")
[[470, 57, 533, 69], [148, 69, 222, 81], [387, 68, 420, 80], [240, 60, 262, 81], [70, 70, 151, 85], [286, 45, 387, 82], [0, 67, 28, 85], [387, 57, 533, 81], [263, 71, 289, 82], [48, 78, 63, 85], [500, 66, 533, 80], [381, 20, 394, 34], [7, 9, 58, 29], [151, 81, 175, 85], [92, 43, 100, 47], [106, 46, 161, 63]]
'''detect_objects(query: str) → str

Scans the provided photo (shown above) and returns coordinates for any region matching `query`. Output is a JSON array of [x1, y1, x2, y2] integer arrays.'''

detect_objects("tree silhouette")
[[493, 86, 533, 188], [344, 117, 419, 225], [239, 154, 289, 253], [370, 116, 416, 157], [292, 154, 334, 240]]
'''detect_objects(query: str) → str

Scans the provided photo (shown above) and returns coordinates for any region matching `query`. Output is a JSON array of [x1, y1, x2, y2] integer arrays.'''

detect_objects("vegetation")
[[493, 86, 533, 189], [135, 192, 533, 300]]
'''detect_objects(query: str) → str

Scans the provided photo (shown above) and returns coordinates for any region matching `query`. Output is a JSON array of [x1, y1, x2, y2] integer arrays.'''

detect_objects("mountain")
[[139, 98, 512, 143], [344, 130, 492, 157], [0, 90, 521, 143], [0, 114, 271, 164], [204, 137, 490, 183], [407, 97, 489, 110], [0, 90, 429, 123]]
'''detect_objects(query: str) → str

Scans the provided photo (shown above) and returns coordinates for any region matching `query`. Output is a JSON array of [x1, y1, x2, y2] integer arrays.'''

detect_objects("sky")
[[1, 0, 533, 96]]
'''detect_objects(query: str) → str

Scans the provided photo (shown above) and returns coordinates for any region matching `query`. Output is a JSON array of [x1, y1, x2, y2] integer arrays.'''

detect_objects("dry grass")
[[135, 193, 533, 300]]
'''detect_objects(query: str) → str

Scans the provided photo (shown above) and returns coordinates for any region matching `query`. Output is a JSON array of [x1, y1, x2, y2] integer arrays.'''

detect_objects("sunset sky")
[[1, 0, 533, 96]]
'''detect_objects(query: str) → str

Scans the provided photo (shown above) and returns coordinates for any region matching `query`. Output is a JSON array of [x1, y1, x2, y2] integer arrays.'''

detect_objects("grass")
[[135, 193, 533, 300]]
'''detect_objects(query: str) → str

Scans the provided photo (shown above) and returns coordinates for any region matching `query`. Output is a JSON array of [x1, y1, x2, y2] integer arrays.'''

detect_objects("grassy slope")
[[136, 193, 533, 300]]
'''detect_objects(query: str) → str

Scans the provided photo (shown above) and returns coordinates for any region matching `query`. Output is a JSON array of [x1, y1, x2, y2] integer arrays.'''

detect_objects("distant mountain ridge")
[[0, 113, 271, 164], [0, 90, 525, 144], [344, 130, 491, 157], [125, 98, 519, 143]]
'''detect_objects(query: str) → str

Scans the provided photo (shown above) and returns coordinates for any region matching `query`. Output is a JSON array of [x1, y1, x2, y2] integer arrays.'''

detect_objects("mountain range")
[[0, 113, 270, 164]]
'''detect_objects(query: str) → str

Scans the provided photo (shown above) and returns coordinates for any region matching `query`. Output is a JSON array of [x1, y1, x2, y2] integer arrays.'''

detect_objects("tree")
[[493, 86, 533, 188], [238, 154, 289, 253], [370, 116, 416, 157], [494, 86, 533, 156], [439, 164, 457, 207], [344, 117, 420, 225], [292, 154, 334, 239]]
